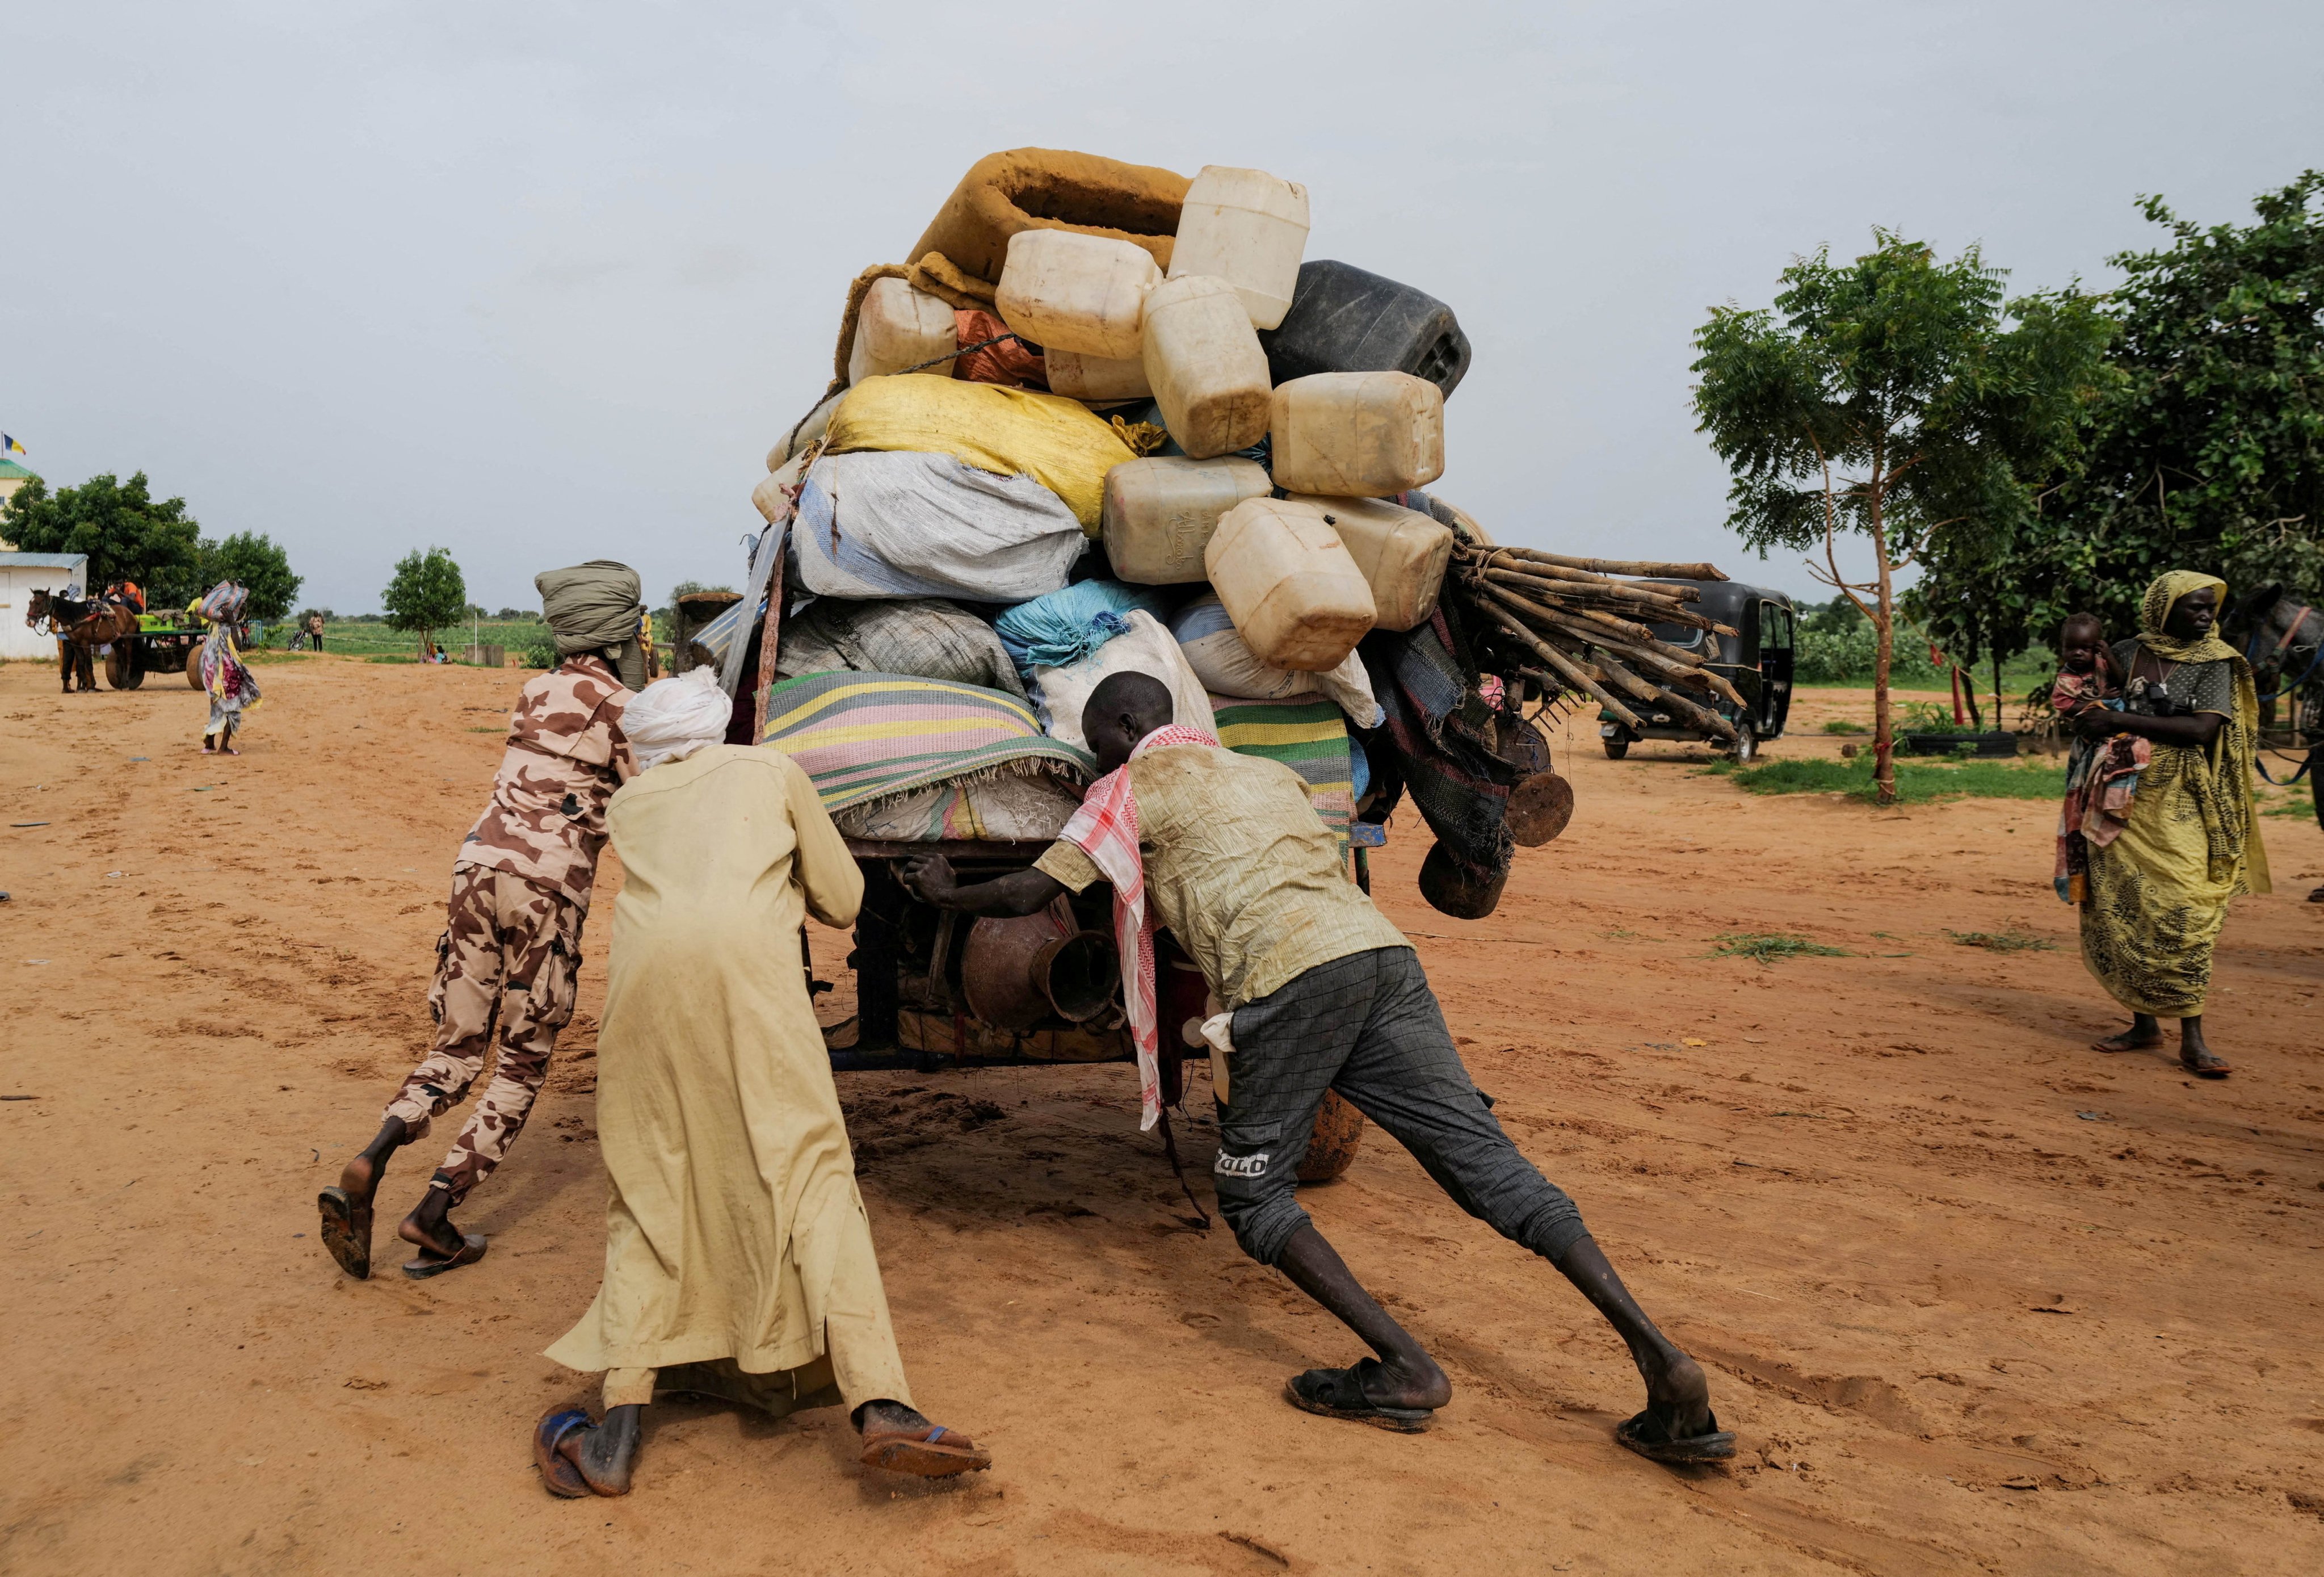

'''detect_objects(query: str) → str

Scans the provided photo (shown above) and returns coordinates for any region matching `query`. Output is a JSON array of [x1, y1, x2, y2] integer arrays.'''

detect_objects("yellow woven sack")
[[825, 375, 1136, 534]]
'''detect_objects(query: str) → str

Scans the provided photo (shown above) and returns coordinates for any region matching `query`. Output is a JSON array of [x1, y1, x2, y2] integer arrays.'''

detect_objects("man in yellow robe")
[[535, 669, 990, 1496]]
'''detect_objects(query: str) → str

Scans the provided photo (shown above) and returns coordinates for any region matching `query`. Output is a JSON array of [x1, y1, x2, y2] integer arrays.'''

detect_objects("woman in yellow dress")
[[2074, 571, 2269, 1077]]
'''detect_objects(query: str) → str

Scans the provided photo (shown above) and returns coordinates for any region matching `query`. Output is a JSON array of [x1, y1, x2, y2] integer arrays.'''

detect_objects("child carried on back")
[[2052, 613, 2148, 903]]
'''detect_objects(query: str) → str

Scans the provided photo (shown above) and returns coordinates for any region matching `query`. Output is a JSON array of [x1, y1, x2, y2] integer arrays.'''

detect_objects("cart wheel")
[[1602, 732, 1630, 760], [105, 643, 146, 690], [1297, 1091, 1366, 1184], [1729, 720, 1758, 764], [186, 648, 205, 689]]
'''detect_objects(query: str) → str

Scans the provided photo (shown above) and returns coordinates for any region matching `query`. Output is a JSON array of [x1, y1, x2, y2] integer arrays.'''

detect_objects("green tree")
[[198, 531, 302, 622], [1973, 172, 2324, 649], [383, 547, 467, 659], [0, 471, 203, 601], [1692, 233, 2112, 800]]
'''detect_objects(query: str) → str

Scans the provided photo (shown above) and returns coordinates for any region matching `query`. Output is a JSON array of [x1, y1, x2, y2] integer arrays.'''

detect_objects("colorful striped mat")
[[1207, 695, 1355, 849], [760, 672, 1095, 812]]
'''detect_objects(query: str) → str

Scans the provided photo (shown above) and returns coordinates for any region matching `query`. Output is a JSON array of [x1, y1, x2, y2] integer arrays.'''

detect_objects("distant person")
[[196, 582, 259, 755], [2074, 573, 2268, 1076], [306, 612, 325, 651], [905, 672, 1732, 1462], [535, 669, 990, 1496], [2050, 613, 2146, 904], [316, 561, 646, 1280]]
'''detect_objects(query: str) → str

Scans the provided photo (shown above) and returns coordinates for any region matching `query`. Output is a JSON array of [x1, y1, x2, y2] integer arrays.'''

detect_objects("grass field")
[[1702, 753, 2069, 803], [258, 617, 555, 659]]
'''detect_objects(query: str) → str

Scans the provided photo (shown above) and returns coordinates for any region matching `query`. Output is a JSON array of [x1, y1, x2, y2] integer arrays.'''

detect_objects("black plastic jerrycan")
[[1259, 259, 1472, 398]]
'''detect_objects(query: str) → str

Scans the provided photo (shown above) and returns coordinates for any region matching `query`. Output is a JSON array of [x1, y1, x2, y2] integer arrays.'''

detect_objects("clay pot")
[[961, 911, 1117, 1030], [1418, 841, 1507, 920]]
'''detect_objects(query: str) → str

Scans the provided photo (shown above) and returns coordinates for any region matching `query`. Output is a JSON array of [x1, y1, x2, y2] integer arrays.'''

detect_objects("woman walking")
[[197, 582, 260, 754], [2074, 571, 2270, 1077]]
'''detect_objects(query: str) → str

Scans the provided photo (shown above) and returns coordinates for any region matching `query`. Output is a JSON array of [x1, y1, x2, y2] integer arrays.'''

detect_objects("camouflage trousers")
[[384, 866, 585, 1205]]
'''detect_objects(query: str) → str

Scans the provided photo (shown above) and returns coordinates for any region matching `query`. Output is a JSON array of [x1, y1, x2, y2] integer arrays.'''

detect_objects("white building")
[[0, 551, 91, 660]]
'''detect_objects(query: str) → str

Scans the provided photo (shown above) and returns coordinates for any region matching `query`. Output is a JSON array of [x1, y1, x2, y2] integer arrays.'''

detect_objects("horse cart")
[[102, 607, 234, 690]]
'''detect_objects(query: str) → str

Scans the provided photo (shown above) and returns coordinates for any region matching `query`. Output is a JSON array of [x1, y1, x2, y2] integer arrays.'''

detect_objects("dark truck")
[[1599, 578, 1796, 761]]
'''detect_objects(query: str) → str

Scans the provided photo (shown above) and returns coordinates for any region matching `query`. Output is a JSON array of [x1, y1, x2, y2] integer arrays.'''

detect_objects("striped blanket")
[[759, 672, 1094, 813], [1207, 695, 1355, 849]]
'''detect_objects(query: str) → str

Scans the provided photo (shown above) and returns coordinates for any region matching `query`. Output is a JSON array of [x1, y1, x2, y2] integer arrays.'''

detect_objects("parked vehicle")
[[1599, 579, 1796, 761]]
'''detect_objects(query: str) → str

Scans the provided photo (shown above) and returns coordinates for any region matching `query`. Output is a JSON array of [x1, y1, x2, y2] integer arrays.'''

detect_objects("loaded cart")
[[698, 145, 1734, 1183], [102, 606, 245, 691]]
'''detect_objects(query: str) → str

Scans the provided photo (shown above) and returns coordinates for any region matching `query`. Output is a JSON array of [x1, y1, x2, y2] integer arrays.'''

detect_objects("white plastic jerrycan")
[[1046, 347, 1153, 402], [1204, 496, 1376, 672], [1102, 456, 1272, 584], [1167, 166, 1310, 330], [995, 229, 1160, 362], [1284, 493, 1453, 631], [1142, 274, 1272, 460], [1269, 371, 1445, 496], [848, 277, 959, 383]]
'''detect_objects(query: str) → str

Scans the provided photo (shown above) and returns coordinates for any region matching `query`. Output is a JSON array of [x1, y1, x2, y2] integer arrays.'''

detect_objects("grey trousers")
[[1213, 946, 1591, 1268]]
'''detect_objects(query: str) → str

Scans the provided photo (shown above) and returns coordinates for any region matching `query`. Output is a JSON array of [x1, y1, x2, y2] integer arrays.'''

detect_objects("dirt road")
[[5, 655, 2322, 1575]]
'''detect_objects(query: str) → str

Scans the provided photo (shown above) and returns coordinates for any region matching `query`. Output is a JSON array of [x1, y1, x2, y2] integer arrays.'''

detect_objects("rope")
[[1154, 1108, 1212, 1233]]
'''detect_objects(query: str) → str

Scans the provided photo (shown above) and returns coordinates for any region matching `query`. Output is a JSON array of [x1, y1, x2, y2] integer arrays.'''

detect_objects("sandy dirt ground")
[[5, 653, 2323, 1576]]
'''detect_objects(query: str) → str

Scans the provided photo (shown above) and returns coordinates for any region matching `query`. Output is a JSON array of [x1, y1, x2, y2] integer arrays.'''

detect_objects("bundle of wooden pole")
[[1445, 544, 1746, 743]]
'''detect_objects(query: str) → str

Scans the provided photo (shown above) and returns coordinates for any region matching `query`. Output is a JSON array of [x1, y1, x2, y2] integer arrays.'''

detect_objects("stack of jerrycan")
[[756, 146, 1499, 912]]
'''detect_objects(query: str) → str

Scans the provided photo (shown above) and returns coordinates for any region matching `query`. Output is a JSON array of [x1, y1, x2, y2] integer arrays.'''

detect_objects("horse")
[[2224, 582, 2324, 733], [26, 588, 137, 693]]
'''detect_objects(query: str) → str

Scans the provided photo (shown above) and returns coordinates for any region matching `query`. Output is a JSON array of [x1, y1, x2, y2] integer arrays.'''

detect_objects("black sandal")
[[1615, 1406, 1737, 1463], [1283, 1361, 1435, 1433], [400, 1231, 488, 1280]]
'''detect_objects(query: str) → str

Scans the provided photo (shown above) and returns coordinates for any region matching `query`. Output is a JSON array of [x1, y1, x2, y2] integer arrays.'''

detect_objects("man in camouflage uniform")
[[318, 563, 651, 1280]]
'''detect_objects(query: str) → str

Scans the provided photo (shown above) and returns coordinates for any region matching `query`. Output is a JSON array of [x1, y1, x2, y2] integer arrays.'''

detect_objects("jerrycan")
[[1284, 493, 1452, 631], [995, 229, 1160, 361], [1142, 274, 1272, 460], [1166, 166, 1310, 330], [1204, 496, 1376, 672], [1102, 456, 1272, 584], [1260, 259, 1472, 397], [1047, 347, 1152, 402], [1269, 371, 1444, 496], [848, 278, 959, 383]]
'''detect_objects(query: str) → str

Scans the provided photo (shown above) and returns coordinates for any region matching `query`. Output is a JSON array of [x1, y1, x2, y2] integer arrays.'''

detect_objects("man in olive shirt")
[[905, 673, 1730, 1462]]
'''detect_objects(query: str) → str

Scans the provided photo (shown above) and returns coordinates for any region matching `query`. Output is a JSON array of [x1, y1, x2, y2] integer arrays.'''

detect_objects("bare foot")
[[2093, 1026, 2163, 1054], [1638, 1349, 1714, 1441], [398, 1205, 468, 1262]]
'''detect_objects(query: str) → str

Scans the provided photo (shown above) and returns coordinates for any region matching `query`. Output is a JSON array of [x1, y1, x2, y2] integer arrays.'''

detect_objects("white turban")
[[621, 666, 732, 771]]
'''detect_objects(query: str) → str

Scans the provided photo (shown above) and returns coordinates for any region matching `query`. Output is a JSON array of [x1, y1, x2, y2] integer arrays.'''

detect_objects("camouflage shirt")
[[455, 655, 638, 909]]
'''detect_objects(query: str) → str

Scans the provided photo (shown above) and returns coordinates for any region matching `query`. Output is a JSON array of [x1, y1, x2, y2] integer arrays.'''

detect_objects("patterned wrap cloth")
[[1054, 723, 1220, 1132], [2050, 660, 2149, 902], [196, 582, 259, 740]]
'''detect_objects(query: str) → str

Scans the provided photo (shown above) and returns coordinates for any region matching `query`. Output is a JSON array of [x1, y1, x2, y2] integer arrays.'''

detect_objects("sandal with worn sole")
[[1616, 1406, 1737, 1463], [860, 1425, 992, 1477], [1283, 1362, 1435, 1433], [316, 1186, 372, 1280], [534, 1409, 594, 1499], [400, 1232, 488, 1280]]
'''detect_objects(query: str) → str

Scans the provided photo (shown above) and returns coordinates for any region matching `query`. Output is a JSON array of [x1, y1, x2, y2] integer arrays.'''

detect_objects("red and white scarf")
[[1059, 723, 1218, 1130]]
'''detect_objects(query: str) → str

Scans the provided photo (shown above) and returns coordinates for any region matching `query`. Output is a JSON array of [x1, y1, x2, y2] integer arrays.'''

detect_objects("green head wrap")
[[536, 560, 648, 690]]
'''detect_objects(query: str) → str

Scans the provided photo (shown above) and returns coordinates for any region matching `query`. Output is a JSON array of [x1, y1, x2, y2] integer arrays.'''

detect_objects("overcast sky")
[[4, 1, 2318, 612]]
